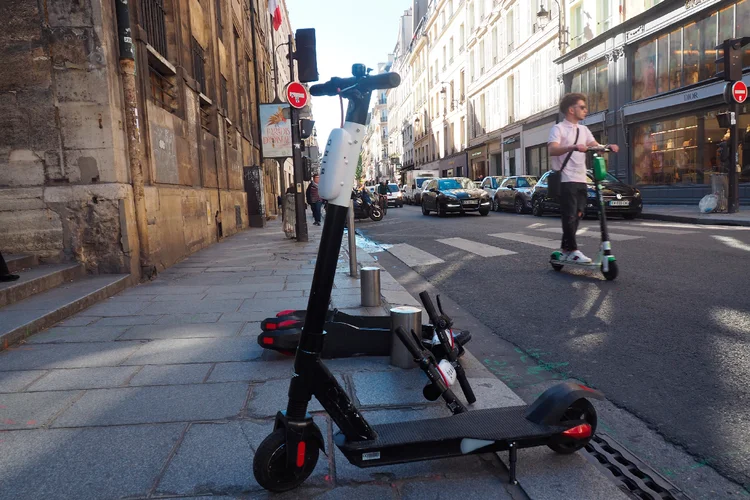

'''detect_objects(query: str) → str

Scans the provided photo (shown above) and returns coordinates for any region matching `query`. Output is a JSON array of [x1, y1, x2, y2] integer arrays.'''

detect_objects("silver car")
[[494, 176, 539, 214], [479, 176, 506, 212]]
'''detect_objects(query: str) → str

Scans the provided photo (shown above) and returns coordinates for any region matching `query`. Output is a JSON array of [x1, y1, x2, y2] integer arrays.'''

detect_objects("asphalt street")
[[356, 204, 750, 497]]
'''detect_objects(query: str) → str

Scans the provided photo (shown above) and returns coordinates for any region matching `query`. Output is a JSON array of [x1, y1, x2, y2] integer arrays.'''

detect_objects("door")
[[498, 177, 516, 208]]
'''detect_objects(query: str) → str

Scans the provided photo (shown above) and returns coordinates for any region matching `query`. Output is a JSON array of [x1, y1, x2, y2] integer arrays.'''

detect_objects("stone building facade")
[[0, 0, 290, 277]]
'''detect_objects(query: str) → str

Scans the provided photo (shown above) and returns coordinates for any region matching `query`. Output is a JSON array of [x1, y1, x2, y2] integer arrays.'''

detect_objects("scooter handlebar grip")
[[394, 326, 423, 359], [455, 363, 476, 405], [359, 72, 401, 91], [419, 291, 440, 325]]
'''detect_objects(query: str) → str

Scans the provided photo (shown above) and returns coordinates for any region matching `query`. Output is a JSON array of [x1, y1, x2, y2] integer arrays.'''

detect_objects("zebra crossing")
[[380, 222, 697, 267]]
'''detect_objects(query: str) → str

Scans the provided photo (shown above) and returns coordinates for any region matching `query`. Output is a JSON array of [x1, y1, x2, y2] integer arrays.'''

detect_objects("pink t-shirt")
[[548, 120, 595, 183]]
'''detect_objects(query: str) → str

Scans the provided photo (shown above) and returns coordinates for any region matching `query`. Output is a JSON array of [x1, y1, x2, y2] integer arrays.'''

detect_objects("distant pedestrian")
[[0, 251, 20, 282], [306, 174, 322, 226], [548, 93, 618, 263]]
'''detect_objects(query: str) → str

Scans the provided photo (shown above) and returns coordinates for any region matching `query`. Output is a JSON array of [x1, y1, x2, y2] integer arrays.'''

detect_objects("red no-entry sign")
[[286, 82, 309, 109], [731, 81, 748, 103]]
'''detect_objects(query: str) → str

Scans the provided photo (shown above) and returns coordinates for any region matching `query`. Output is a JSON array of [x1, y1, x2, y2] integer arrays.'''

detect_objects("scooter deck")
[[262, 309, 390, 331], [259, 324, 471, 358], [338, 406, 567, 467]]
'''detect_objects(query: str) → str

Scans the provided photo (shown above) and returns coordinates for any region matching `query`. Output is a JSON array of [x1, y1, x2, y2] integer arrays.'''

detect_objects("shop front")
[[466, 144, 489, 181], [522, 118, 557, 178], [502, 135, 520, 177], [624, 82, 750, 205], [439, 152, 468, 178]]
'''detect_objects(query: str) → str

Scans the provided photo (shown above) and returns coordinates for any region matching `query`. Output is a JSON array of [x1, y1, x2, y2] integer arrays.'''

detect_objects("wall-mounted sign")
[[260, 103, 292, 158]]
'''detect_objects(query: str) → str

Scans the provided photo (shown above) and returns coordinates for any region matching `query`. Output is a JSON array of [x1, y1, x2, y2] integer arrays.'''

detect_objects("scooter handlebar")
[[418, 291, 440, 326], [309, 72, 401, 97], [587, 146, 611, 153]]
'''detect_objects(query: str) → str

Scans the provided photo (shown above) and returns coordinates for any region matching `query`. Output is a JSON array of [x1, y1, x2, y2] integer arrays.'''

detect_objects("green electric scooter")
[[550, 147, 618, 281]]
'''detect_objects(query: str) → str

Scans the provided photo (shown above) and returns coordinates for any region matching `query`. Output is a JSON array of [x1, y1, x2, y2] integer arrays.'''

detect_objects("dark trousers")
[[311, 200, 323, 223], [0, 251, 10, 276], [560, 182, 588, 252]]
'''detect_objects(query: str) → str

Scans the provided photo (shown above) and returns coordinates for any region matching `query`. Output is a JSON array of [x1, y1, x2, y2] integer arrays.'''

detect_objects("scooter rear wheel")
[[370, 206, 384, 221], [253, 429, 319, 493], [547, 398, 597, 454]]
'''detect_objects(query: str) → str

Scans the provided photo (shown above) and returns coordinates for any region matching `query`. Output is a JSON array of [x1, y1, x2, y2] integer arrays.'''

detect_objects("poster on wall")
[[260, 103, 292, 158]]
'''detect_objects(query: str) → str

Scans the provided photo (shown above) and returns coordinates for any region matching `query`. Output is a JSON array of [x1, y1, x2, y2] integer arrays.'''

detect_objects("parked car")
[[530, 170, 643, 219], [479, 176, 505, 211], [421, 177, 491, 217], [386, 182, 404, 207], [494, 176, 539, 214]]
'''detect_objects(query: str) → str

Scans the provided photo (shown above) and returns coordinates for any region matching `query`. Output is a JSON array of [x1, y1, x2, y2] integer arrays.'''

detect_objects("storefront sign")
[[622, 77, 733, 118], [260, 103, 292, 158]]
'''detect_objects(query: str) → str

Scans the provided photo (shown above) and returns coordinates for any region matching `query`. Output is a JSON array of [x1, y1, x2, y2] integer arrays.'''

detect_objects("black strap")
[[560, 128, 580, 173]]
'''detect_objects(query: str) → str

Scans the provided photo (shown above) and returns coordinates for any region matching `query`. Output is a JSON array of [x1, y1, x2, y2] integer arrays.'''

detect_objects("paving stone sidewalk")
[[0, 217, 625, 499]]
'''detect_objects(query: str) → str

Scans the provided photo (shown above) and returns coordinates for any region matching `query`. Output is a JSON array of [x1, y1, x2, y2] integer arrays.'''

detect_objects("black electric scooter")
[[258, 307, 471, 358], [258, 309, 471, 359], [252, 65, 603, 493], [549, 147, 618, 281]]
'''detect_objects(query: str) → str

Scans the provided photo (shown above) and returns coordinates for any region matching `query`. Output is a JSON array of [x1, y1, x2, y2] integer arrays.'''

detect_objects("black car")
[[530, 170, 643, 219], [421, 177, 491, 217]]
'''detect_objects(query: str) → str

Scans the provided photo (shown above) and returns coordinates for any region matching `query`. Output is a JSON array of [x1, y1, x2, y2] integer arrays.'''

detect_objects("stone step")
[[0, 274, 133, 351], [5, 253, 39, 274], [0, 263, 84, 308]]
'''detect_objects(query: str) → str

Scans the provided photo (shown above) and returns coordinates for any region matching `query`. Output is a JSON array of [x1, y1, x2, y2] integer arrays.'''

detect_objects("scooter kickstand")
[[508, 442, 518, 485]]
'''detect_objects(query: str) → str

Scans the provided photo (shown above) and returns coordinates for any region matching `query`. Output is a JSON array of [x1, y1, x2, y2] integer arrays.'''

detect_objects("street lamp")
[[537, 0, 568, 52]]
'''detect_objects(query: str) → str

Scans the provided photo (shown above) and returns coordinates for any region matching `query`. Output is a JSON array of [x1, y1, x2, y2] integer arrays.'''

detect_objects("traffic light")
[[299, 119, 315, 139], [716, 39, 743, 81], [295, 29, 319, 83]]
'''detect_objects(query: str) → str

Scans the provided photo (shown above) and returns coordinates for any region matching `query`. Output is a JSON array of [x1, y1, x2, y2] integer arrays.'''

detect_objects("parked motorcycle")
[[351, 188, 384, 222]]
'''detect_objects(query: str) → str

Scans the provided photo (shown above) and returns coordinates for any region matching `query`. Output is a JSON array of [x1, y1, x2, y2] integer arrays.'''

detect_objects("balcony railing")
[[192, 38, 206, 93], [148, 65, 177, 113], [140, 0, 168, 56]]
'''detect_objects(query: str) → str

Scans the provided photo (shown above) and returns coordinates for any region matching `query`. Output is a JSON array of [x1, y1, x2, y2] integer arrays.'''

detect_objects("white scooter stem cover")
[[318, 122, 366, 208]]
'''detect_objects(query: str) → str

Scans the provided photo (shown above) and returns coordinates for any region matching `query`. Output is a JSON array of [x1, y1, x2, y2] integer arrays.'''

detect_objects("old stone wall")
[[0, 0, 138, 273], [0, 0, 286, 275]]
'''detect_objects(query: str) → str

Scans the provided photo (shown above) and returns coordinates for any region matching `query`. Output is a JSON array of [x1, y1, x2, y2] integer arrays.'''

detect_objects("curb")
[[639, 212, 750, 227]]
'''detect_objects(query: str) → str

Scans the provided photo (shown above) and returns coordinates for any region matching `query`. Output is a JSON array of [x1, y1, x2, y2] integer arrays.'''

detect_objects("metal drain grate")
[[583, 433, 692, 500]]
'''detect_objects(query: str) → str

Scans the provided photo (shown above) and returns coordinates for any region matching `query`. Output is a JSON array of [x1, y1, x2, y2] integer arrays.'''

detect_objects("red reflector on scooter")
[[278, 320, 298, 328], [277, 309, 296, 317], [296, 441, 306, 467], [562, 424, 592, 439], [262, 337, 274, 345], [265, 323, 277, 331]]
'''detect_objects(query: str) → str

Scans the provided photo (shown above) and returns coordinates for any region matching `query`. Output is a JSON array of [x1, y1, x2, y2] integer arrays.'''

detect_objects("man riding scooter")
[[548, 93, 619, 263]]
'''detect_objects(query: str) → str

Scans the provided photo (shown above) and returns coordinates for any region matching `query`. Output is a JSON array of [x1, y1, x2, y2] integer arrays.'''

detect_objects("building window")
[[492, 26, 498, 65], [449, 37, 454, 62], [220, 76, 228, 112], [448, 0, 453, 17], [479, 41, 485, 75], [526, 144, 550, 178], [624, 0, 665, 18], [507, 75, 515, 123], [570, 2, 584, 49], [571, 59, 608, 113], [148, 65, 177, 113], [140, 0, 168, 56], [596, 0, 611, 35], [468, 3, 474, 32], [215, 0, 223, 33], [506, 12, 514, 54], [459, 24, 465, 52], [192, 37, 207, 93]]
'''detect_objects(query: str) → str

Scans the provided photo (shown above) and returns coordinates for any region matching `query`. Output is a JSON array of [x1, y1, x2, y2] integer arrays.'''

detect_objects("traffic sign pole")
[[288, 34, 309, 242], [730, 97, 740, 213]]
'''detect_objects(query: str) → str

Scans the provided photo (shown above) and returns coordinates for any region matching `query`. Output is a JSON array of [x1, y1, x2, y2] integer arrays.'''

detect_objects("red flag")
[[269, 0, 282, 31]]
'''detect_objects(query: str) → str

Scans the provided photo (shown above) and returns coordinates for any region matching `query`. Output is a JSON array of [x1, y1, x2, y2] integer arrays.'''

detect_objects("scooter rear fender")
[[524, 381, 603, 426]]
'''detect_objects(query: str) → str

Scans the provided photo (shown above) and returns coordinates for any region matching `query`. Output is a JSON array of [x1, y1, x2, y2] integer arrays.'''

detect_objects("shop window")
[[738, 1, 750, 68], [526, 144, 549, 178], [668, 28, 682, 90], [698, 13, 717, 82], [633, 39, 656, 100], [571, 60, 608, 113], [656, 34, 669, 94]]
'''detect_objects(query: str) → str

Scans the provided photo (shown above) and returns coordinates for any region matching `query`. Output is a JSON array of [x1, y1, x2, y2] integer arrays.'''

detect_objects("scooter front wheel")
[[547, 398, 597, 454], [253, 429, 319, 492], [602, 260, 618, 281], [370, 206, 384, 221]]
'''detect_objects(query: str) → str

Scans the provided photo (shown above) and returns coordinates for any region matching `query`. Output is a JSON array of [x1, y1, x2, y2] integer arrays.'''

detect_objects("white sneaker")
[[567, 250, 592, 263]]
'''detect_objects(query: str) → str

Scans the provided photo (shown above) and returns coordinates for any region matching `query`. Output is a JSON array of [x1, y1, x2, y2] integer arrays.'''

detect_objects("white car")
[[386, 183, 404, 207]]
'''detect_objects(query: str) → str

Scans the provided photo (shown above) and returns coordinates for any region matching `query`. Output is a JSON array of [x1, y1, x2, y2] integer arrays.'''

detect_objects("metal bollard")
[[360, 267, 381, 307], [348, 200, 358, 278], [390, 306, 421, 369]]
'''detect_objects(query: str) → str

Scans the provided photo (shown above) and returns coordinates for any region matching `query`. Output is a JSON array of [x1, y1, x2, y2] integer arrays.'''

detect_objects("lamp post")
[[536, 0, 568, 52]]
